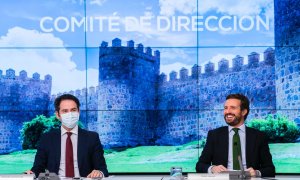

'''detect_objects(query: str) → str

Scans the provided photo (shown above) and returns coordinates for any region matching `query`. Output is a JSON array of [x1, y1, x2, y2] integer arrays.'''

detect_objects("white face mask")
[[60, 112, 79, 129]]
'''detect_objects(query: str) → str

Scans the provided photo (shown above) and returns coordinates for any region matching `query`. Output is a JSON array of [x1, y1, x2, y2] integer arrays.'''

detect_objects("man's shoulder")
[[246, 126, 267, 137], [39, 128, 60, 145], [207, 126, 227, 136], [246, 126, 263, 133], [211, 126, 228, 133], [79, 128, 99, 137], [42, 128, 60, 137]]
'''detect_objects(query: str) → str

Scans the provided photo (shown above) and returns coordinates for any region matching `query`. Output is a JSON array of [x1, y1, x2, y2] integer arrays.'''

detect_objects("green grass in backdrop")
[[0, 142, 299, 174]]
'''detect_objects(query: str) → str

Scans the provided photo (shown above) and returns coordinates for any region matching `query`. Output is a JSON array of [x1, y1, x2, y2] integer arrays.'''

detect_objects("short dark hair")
[[54, 94, 80, 112], [226, 93, 250, 120]]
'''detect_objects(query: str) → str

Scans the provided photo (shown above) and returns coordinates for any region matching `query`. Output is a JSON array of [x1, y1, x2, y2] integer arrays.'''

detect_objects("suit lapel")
[[222, 127, 229, 166], [77, 128, 84, 171], [54, 129, 61, 170], [245, 127, 255, 167]]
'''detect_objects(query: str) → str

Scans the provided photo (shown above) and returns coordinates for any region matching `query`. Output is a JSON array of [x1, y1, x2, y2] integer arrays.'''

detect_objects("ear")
[[55, 111, 61, 121], [242, 109, 248, 117]]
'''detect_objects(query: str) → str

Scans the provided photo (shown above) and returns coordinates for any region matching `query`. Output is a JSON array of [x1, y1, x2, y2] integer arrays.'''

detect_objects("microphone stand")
[[238, 155, 248, 179]]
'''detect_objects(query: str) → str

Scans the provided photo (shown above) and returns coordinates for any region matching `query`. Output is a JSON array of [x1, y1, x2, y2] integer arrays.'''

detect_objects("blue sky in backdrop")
[[0, 0, 274, 93]]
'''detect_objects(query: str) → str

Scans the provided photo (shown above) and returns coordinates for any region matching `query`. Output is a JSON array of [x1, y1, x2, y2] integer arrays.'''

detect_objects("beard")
[[224, 113, 242, 126]]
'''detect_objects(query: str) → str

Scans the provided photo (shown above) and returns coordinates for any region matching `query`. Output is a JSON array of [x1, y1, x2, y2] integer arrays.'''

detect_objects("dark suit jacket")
[[195, 126, 275, 177], [31, 128, 109, 177]]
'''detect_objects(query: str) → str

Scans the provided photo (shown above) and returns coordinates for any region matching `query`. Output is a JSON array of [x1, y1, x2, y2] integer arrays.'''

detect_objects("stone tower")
[[275, 0, 300, 121], [97, 38, 160, 148]]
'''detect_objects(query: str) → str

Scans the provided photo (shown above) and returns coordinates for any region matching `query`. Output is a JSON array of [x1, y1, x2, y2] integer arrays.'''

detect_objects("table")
[[104, 174, 300, 180], [0, 174, 299, 180]]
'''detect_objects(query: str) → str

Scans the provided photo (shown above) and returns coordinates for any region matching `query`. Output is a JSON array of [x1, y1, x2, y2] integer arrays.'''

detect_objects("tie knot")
[[233, 128, 239, 134], [67, 132, 72, 137]]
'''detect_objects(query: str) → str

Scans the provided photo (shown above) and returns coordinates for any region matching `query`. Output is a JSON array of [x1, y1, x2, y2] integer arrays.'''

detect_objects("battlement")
[[99, 38, 160, 62], [159, 48, 275, 82], [51, 86, 98, 100], [0, 68, 52, 82]]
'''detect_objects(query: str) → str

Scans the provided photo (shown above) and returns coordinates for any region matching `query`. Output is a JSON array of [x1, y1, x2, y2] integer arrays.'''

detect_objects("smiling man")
[[195, 93, 275, 177], [26, 94, 108, 178]]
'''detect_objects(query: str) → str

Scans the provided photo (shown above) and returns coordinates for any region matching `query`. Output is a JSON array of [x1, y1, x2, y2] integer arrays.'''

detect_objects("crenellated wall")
[[155, 48, 276, 144], [49, 41, 277, 147], [0, 69, 52, 154], [1, 1, 299, 153], [0, 27, 297, 152], [0, 40, 283, 152]]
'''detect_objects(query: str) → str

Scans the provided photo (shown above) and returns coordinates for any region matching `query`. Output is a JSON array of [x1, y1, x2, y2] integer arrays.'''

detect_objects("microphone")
[[228, 155, 250, 179], [45, 169, 49, 177], [37, 170, 59, 180]]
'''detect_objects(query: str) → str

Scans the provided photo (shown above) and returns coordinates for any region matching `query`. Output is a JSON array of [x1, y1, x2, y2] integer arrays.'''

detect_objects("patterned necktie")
[[66, 132, 74, 177], [232, 128, 241, 170]]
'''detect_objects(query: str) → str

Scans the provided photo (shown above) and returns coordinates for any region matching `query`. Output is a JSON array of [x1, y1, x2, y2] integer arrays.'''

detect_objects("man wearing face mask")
[[26, 94, 108, 178], [195, 93, 275, 177]]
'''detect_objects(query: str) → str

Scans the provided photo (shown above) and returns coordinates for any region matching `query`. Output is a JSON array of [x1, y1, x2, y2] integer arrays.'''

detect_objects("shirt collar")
[[228, 123, 246, 133], [61, 125, 78, 136]]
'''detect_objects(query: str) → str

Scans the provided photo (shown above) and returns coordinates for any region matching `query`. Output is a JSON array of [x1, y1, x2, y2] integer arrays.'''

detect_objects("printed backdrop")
[[0, 0, 299, 174]]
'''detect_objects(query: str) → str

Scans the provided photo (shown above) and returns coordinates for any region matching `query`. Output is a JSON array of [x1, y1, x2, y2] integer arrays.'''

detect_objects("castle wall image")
[[156, 48, 276, 145], [96, 39, 160, 147], [54, 38, 278, 148], [48, 35, 297, 149], [0, 0, 299, 153], [0, 39, 298, 153], [0, 69, 51, 153]]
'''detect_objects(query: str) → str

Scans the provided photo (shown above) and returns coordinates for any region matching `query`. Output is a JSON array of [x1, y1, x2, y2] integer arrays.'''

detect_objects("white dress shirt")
[[208, 124, 246, 173], [59, 125, 80, 177], [227, 124, 247, 170]]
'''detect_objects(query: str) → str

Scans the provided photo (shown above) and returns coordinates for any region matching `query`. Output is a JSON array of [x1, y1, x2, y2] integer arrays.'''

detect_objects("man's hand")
[[211, 165, 228, 173], [87, 170, 103, 178], [246, 167, 257, 177], [24, 170, 33, 174]]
